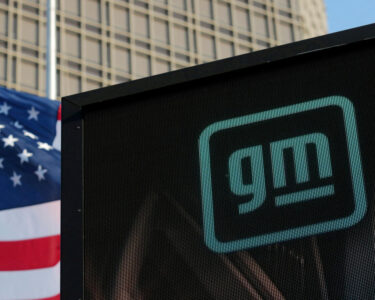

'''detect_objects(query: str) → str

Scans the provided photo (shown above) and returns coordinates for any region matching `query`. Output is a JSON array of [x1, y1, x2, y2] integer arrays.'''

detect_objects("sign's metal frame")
[[62, 23, 375, 300]]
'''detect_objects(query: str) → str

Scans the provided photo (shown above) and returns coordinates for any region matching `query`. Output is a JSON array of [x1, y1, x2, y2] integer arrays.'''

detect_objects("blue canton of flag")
[[0, 86, 61, 300], [0, 87, 60, 210]]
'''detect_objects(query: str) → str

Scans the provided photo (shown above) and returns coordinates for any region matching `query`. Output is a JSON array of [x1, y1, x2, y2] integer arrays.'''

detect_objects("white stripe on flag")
[[0, 262, 60, 299], [52, 120, 61, 151], [0, 200, 60, 241]]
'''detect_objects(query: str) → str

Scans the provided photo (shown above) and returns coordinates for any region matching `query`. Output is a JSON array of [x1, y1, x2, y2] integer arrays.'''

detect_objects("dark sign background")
[[209, 105, 354, 242], [62, 25, 375, 300]]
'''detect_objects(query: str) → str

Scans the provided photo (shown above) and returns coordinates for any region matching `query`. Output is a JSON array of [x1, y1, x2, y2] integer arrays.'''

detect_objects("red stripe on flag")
[[37, 294, 60, 300], [57, 104, 61, 120], [0, 235, 60, 271]]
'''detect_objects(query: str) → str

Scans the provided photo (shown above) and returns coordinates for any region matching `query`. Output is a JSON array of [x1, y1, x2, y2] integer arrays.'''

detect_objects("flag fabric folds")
[[0, 86, 60, 300]]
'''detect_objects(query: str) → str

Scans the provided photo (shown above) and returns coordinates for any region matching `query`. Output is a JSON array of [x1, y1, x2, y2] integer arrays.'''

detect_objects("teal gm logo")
[[198, 96, 367, 253]]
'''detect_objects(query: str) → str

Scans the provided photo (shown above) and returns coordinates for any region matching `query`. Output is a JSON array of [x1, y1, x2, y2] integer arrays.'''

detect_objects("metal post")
[[46, 0, 57, 100]]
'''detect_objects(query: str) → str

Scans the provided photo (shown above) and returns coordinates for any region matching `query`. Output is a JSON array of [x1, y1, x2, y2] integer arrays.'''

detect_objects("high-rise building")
[[0, 0, 327, 98]]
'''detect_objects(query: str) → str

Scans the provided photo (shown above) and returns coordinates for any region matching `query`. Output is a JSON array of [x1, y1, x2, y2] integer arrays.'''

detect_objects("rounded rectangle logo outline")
[[198, 96, 367, 253]]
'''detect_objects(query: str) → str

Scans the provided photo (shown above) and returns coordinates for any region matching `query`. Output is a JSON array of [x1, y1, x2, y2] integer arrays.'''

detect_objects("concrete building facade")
[[0, 0, 327, 98]]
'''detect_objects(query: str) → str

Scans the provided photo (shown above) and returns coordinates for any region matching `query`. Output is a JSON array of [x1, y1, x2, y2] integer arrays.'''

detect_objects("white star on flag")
[[0, 158, 3, 168], [0, 124, 5, 131], [34, 165, 48, 181], [18, 149, 33, 164], [23, 130, 38, 140], [2, 134, 18, 148], [0, 102, 11, 115], [10, 171, 22, 187], [37, 142, 53, 151], [27, 106, 40, 121]]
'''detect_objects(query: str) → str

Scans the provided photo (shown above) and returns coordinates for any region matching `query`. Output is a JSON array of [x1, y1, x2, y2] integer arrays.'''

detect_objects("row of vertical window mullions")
[[59, 1, 286, 40], [56, 70, 104, 97], [1, 9, 62, 53], [11, 0, 295, 92], [59, 0, 101, 23], [55, 54, 171, 94], [111, 47, 174, 78], [55, 1, 293, 52], [111, 14, 272, 51], [17, 0, 297, 31], [0, 54, 48, 98], [6, 12, 290, 54], [57, 3, 106, 96], [0, 2, 44, 93]]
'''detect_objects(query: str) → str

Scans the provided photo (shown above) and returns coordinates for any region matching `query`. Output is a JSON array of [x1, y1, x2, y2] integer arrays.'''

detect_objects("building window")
[[62, 73, 81, 96], [21, 47, 38, 58], [113, 5, 130, 31], [85, 79, 101, 92], [155, 46, 169, 56], [65, 60, 81, 71], [256, 39, 270, 49], [57, 27, 61, 52], [217, 1, 232, 26], [218, 40, 233, 58], [40, 67, 46, 92], [253, 1, 267, 10], [21, 60, 38, 89], [254, 13, 269, 37], [200, 33, 215, 58], [153, 59, 170, 75], [113, 46, 131, 73], [278, 21, 294, 43], [135, 40, 150, 50], [12, 14, 17, 38], [134, 52, 150, 77], [279, 10, 292, 18], [133, 12, 149, 38], [175, 52, 189, 62], [173, 25, 189, 50], [85, 38, 102, 64], [105, 2, 110, 25], [0, 53, 7, 80], [235, 7, 250, 31], [199, 0, 213, 19], [237, 45, 252, 55], [64, 0, 80, 16], [22, 4, 39, 15], [0, 10, 8, 36], [153, 19, 169, 44], [86, 66, 102, 77], [171, 0, 186, 11], [106, 43, 111, 67], [65, 31, 81, 58], [115, 75, 129, 84], [21, 17, 38, 45], [274, 0, 291, 8], [40, 23, 46, 47], [11, 57, 16, 83], [85, 0, 101, 23]]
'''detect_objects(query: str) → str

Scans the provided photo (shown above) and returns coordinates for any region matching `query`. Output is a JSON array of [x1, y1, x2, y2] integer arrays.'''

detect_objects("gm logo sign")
[[199, 96, 367, 253]]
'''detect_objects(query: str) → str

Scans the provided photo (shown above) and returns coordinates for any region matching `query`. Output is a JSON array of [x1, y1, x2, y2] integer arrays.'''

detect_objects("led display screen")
[[62, 26, 375, 300]]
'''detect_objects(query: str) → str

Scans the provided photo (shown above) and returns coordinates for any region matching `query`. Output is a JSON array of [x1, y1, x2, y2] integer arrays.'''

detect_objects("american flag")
[[0, 86, 60, 300]]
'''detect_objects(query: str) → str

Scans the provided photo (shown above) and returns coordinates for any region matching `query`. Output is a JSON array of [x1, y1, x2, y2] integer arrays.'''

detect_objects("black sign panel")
[[62, 25, 375, 300]]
